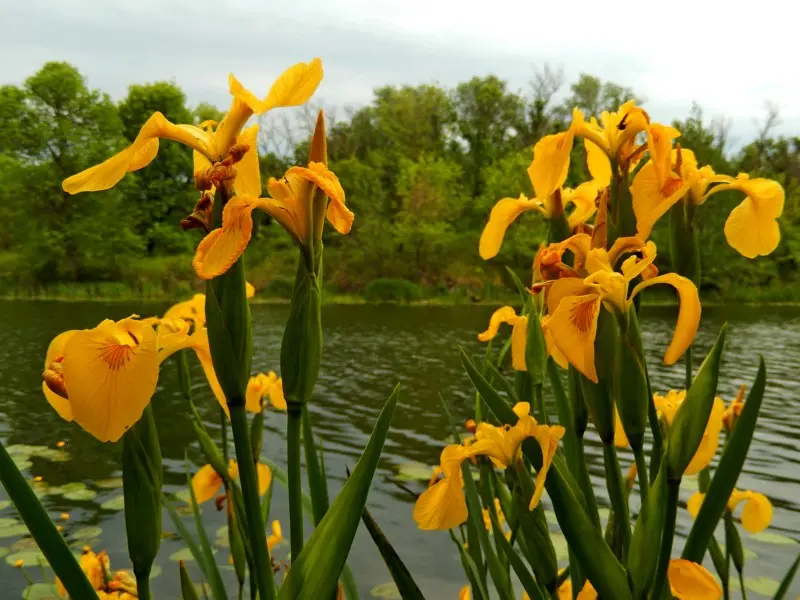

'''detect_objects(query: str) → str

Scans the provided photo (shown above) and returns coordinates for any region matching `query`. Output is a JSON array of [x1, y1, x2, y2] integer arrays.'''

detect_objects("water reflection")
[[0, 301, 797, 598]]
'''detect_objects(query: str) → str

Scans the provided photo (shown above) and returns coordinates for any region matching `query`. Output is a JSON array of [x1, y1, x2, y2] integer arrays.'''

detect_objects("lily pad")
[[597, 507, 611, 522], [170, 547, 198, 562], [744, 576, 780, 596], [0, 547, 8, 559], [0, 518, 18, 528], [748, 531, 798, 545], [100, 495, 125, 511], [0, 524, 30, 538], [550, 532, 569, 561], [71, 538, 100, 550], [11, 458, 32, 471], [21, 582, 61, 600], [150, 564, 163, 579], [33, 448, 71, 463], [544, 509, 558, 525], [174, 489, 193, 504], [6, 550, 47, 566], [395, 461, 435, 482], [681, 476, 699, 491], [60, 483, 96, 501], [95, 478, 123, 489], [0, 500, 10, 511], [11, 537, 39, 552], [71, 526, 103, 540], [370, 582, 401, 598]]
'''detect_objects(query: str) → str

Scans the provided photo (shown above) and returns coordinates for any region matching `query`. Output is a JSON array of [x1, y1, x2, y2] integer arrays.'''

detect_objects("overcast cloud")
[[2, 0, 797, 148]]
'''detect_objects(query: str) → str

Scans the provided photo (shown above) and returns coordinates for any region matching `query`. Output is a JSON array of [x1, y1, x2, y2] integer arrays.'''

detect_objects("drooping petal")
[[715, 177, 785, 258], [540, 315, 569, 369], [563, 181, 600, 230], [234, 125, 262, 198], [619, 240, 657, 283], [529, 425, 565, 510], [645, 123, 681, 190], [42, 330, 78, 421], [192, 196, 268, 280], [548, 294, 602, 382], [479, 195, 545, 259], [528, 127, 576, 199], [267, 520, 283, 552], [287, 162, 354, 235], [511, 316, 528, 371], [413, 475, 467, 530], [685, 397, 725, 475], [584, 139, 611, 187], [261, 58, 324, 113], [245, 376, 266, 413], [268, 379, 287, 411], [545, 278, 593, 316], [61, 318, 159, 442], [257, 463, 272, 496], [192, 464, 224, 504], [63, 112, 213, 194], [187, 330, 229, 418], [667, 559, 722, 600], [686, 491, 705, 518], [740, 492, 773, 533], [630, 273, 700, 365], [459, 585, 471, 600], [477, 306, 519, 341], [631, 160, 691, 239]]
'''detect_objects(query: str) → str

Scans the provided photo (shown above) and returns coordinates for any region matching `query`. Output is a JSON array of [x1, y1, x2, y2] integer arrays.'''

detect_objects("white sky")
[[2, 0, 797, 148]]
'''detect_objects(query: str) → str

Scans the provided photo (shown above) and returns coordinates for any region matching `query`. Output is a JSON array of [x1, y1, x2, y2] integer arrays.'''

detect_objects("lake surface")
[[0, 300, 798, 598]]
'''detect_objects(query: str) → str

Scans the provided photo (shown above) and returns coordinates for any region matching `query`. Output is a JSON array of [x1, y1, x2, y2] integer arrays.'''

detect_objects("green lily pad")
[[11, 538, 39, 552], [550, 532, 569, 561], [215, 525, 229, 548], [0, 518, 18, 529], [6, 444, 38, 457], [748, 531, 798, 545], [72, 526, 102, 540], [21, 582, 61, 600], [174, 489, 192, 504], [175, 505, 194, 517], [744, 576, 780, 596], [395, 461, 435, 482], [0, 500, 10, 511], [681, 476, 699, 491], [170, 547, 206, 562], [60, 482, 96, 501], [0, 524, 30, 538], [544, 509, 558, 525], [95, 478, 123, 489], [71, 538, 100, 550], [150, 564, 163, 579], [0, 547, 8, 559], [370, 582, 401, 598], [11, 458, 32, 471], [33, 448, 71, 462], [6, 550, 47, 566], [597, 507, 611, 522], [100, 495, 125, 511]]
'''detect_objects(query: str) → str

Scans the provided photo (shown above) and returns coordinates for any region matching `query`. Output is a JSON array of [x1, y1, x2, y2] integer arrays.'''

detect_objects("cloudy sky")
[[3, 0, 796, 148]]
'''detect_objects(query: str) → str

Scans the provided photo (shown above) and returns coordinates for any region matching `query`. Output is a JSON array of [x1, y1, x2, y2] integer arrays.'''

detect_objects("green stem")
[[602, 443, 630, 561], [574, 437, 601, 530], [287, 404, 304, 558], [135, 572, 151, 600], [533, 383, 549, 425], [739, 569, 748, 600], [684, 345, 693, 391], [652, 481, 680, 597], [221, 407, 229, 464], [230, 404, 275, 600], [633, 447, 649, 503]]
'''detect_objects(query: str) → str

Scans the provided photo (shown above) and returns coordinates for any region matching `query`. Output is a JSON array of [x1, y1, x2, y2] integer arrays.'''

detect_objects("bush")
[[363, 278, 422, 303], [261, 276, 296, 299]]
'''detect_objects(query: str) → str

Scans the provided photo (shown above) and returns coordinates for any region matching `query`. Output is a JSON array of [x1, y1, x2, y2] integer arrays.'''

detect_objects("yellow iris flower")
[[62, 60, 323, 195], [632, 148, 785, 258], [246, 371, 286, 412], [191, 459, 272, 504], [722, 384, 746, 432], [544, 236, 699, 382], [654, 390, 725, 475], [573, 101, 650, 168], [477, 306, 568, 371], [413, 403, 564, 529], [687, 488, 773, 533], [57, 547, 139, 599], [193, 160, 353, 279], [267, 520, 283, 553], [42, 316, 224, 442]]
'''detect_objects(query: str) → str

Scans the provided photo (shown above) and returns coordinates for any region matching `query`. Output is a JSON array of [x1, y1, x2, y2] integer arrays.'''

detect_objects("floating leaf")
[[71, 526, 102, 540], [597, 507, 611, 523], [394, 462, 434, 482], [70, 538, 100, 549], [749, 532, 798, 545], [33, 449, 71, 463], [370, 582, 401, 598], [6, 550, 47, 566], [169, 547, 212, 562], [0, 518, 18, 528], [99, 495, 125, 511], [21, 582, 61, 600], [0, 547, 8, 558], [60, 483, 96, 501], [0, 524, 30, 538], [0, 500, 10, 511], [11, 458, 32, 471], [150, 564, 163, 579], [95, 478, 123, 489], [744, 576, 780, 596], [544, 509, 558, 525], [11, 537, 39, 552], [174, 489, 192, 504], [681, 476, 699, 491]]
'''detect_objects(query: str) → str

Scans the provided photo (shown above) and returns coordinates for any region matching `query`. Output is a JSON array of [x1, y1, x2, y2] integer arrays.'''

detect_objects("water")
[[0, 300, 798, 598]]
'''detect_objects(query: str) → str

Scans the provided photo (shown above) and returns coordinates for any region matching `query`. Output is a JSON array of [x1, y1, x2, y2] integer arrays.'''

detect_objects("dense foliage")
[[1, 62, 797, 300]]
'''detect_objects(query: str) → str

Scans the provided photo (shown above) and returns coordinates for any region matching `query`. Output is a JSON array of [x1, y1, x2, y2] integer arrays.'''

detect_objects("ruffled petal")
[[61, 318, 159, 442], [42, 330, 78, 422], [548, 294, 601, 383], [287, 162, 353, 235], [477, 306, 519, 341], [667, 559, 721, 600], [193, 196, 263, 280], [645, 123, 681, 189], [268, 379, 287, 411], [261, 58, 324, 113], [528, 127, 575, 199], [479, 195, 544, 259], [563, 181, 600, 230], [191, 464, 224, 504], [631, 160, 690, 239], [720, 178, 785, 258], [412, 475, 467, 530], [246, 375, 265, 413], [740, 491, 773, 533], [529, 425, 565, 510], [545, 278, 593, 316], [630, 273, 700, 365]]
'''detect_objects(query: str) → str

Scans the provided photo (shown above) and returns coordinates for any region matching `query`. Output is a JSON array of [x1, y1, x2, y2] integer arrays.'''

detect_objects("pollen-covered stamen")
[[569, 297, 598, 333], [43, 358, 68, 398]]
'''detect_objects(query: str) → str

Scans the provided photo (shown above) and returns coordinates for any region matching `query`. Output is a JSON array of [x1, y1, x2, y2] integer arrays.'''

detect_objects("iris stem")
[[287, 404, 304, 559], [652, 480, 680, 597], [633, 447, 649, 503], [601, 442, 630, 561], [739, 569, 748, 600], [221, 407, 229, 464], [135, 572, 151, 600], [684, 345, 693, 390], [230, 404, 275, 600]]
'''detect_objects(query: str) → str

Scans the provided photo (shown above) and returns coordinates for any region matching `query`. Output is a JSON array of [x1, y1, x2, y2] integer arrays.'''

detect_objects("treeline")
[[1, 62, 798, 301]]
